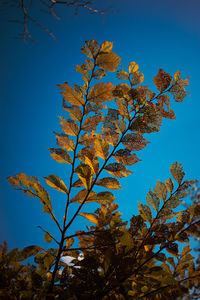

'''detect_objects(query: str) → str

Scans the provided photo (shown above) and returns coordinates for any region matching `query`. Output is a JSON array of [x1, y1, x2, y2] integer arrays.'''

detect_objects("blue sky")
[[0, 0, 200, 250]]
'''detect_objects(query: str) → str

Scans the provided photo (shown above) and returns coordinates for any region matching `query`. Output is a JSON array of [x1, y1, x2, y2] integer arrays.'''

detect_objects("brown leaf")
[[170, 162, 185, 185], [105, 163, 133, 178], [75, 164, 92, 190], [59, 117, 79, 136], [44, 175, 68, 194], [57, 82, 85, 106], [54, 133, 75, 151], [88, 82, 115, 103], [49, 148, 72, 164], [62, 102, 82, 122], [96, 177, 122, 190], [122, 133, 149, 151], [113, 149, 141, 166], [96, 52, 121, 72], [82, 116, 104, 132], [153, 69, 172, 92], [94, 137, 109, 160]]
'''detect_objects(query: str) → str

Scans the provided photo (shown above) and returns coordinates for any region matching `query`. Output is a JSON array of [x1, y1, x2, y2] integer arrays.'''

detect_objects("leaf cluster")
[[2, 40, 199, 299]]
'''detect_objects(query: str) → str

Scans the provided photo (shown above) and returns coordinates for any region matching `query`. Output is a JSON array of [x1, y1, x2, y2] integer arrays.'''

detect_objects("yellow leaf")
[[96, 177, 122, 190], [44, 175, 68, 194], [122, 133, 149, 151], [88, 82, 115, 103], [59, 117, 79, 136], [54, 133, 75, 151], [82, 115, 104, 132], [96, 52, 121, 72], [79, 212, 98, 224], [81, 39, 99, 59], [62, 103, 82, 122], [105, 163, 133, 178], [153, 69, 172, 92], [170, 162, 185, 185], [165, 178, 174, 194], [75, 164, 92, 190], [57, 83, 85, 106], [49, 148, 72, 164], [131, 71, 144, 85], [128, 61, 139, 74], [94, 138, 109, 160], [100, 41, 113, 53], [113, 149, 141, 166], [70, 189, 95, 203], [44, 232, 52, 244]]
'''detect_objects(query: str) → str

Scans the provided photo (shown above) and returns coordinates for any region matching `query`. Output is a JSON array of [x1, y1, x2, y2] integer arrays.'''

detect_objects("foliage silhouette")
[[1, 39, 200, 299]]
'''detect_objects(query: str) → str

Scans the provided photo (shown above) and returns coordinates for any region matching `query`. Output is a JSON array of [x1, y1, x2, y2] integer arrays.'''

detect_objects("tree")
[[1, 39, 200, 299], [0, 0, 112, 42]]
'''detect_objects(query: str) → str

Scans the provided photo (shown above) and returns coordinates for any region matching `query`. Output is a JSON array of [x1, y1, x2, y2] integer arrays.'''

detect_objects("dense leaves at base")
[[4, 39, 199, 299]]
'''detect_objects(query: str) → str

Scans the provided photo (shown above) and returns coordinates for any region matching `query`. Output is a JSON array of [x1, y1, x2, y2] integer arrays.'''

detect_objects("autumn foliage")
[[1, 40, 200, 299]]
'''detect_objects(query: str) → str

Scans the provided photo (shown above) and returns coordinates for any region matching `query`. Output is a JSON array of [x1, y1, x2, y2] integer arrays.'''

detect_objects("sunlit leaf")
[[153, 69, 172, 92], [138, 202, 152, 223], [88, 82, 115, 103], [62, 102, 82, 122], [79, 212, 98, 224], [100, 41, 113, 53], [81, 39, 99, 59], [59, 117, 79, 136], [44, 232, 52, 244], [49, 148, 72, 164], [122, 133, 149, 151], [96, 52, 121, 72], [44, 175, 68, 194], [128, 61, 139, 74], [96, 177, 122, 190], [57, 82, 85, 106], [113, 149, 141, 166], [131, 71, 144, 85], [154, 180, 168, 201], [70, 189, 95, 203], [105, 163, 133, 178], [170, 162, 185, 185], [54, 133, 75, 151], [146, 189, 160, 212], [82, 115, 104, 132], [116, 69, 129, 80], [94, 137, 109, 160], [165, 178, 174, 194], [75, 164, 92, 190]]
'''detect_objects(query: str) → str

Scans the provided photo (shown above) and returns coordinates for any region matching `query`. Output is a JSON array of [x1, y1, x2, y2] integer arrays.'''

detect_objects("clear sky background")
[[0, 0, 200, 251]]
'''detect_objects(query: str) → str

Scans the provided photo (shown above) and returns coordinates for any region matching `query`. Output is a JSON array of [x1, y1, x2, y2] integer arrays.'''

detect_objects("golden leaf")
[[154, 180, 168, 201], [96, 177, 122, 190], [59, 117, 79, 136], [153, 69, 172, 92], [62, 102, 82, 122], [105, 163, 133, 178], [54, 133, 75, 151], [138, 202, 152, 223], [44, 232, 52, 244], [79, 212, 98, 224], [94, 138, 109, 160], [49, 148, 72, 164], [75, 164, 92, 190], [100, 41, 113, 53], [70, 189, 96, 203], [77, 146, 99, 175], [44, 175, 68, 194], [128, 61, 139, 74], [131, 71, 144, 85], [122, 133, 150, 151], [116, 69, 129, 80], [113, 149, 141, 166], [81, 39, 99, 59], [57, 82, 85, 106], [96, 52, 121, 72], [165, 178, 174, 194], [170, 162, 185, 185], [88, 82, 115, 103], [82, 116, 104, 132], [146, 189, 160, 212]]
